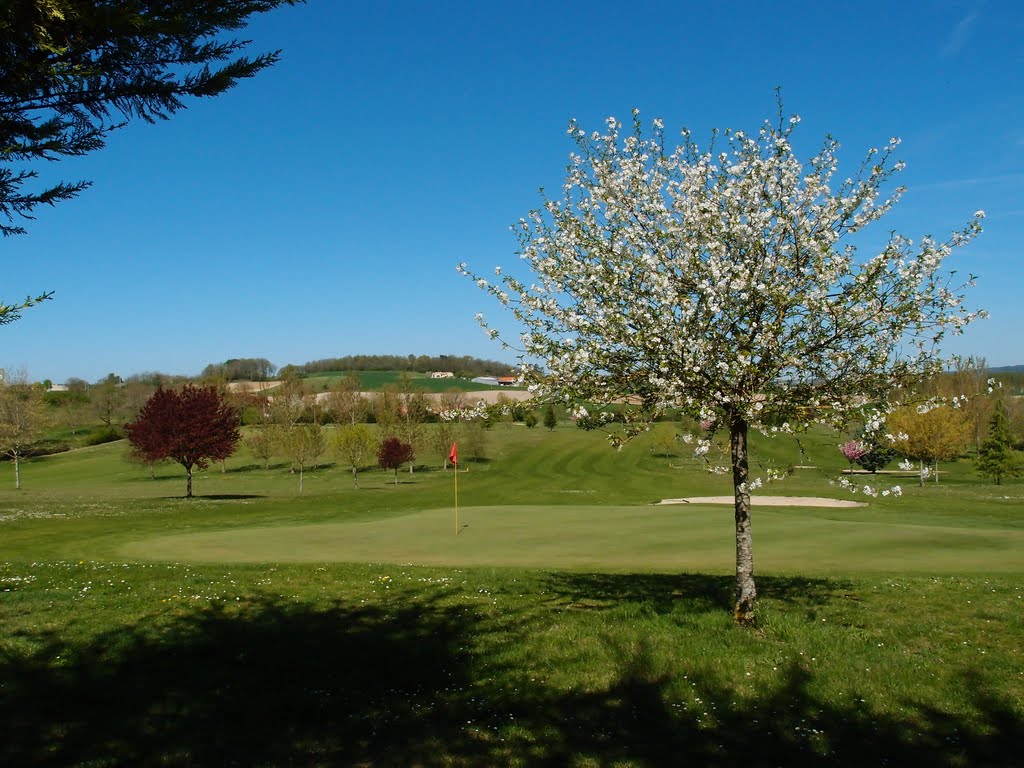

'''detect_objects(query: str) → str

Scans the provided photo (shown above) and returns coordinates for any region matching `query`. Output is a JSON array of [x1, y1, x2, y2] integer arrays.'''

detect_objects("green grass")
[[2, 423, 1022, 765]]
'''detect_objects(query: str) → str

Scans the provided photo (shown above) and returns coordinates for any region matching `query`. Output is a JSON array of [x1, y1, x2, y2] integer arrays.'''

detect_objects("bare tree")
[[0, 372, 46, 489], [327, 374, 367, 425]]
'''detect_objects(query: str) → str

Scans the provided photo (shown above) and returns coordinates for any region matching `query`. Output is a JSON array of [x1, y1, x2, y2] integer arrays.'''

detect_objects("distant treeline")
[[280, 355, 516, 379], [200, 358, 277, 382], [197, 355, 516, 382], [993, 372, 1024, 395]]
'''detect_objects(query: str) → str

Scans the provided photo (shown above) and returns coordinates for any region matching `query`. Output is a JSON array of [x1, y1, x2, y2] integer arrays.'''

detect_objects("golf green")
[[120, 504, 1024, 574]]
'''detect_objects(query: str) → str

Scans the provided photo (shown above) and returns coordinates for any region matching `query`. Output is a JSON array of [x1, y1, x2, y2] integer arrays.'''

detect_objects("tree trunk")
[[299, 466, 304, 495], [186, 465, 193, 498], [934, 460, 939, 483], [919, 459, 925, 488], [730, 414, 756, 625], [394, 467, 398, 485], [14, 453, 21, 490]]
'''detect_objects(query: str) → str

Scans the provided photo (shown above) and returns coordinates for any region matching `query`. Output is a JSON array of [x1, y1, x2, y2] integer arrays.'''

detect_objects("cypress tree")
[[976, 396, 1024, 485], [544, 405, 557, 431]]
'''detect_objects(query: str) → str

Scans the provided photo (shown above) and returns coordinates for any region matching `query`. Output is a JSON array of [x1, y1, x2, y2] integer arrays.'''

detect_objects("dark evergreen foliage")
[[855, 445, 896, 473], [976, 396, 1024, 485], [544, 404, 557, 431], [0, 0, 299, 320]]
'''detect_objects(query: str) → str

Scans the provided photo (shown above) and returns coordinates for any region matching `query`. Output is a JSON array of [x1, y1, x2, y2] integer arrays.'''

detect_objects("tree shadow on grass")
[[152, 494, 267, 501], [1, 594, 495, 766], [227, 461, 292, 473], [307, 462, 337, 473], [223, 462, 270, 474], [505, 643, 1023, 767], [1, 592, 1019, 766], [196, 494, 267, 501], [542, 572, 852, 616]]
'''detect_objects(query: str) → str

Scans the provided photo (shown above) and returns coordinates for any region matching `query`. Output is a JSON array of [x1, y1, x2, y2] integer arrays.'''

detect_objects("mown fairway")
[[2, 424, 1022, 765]]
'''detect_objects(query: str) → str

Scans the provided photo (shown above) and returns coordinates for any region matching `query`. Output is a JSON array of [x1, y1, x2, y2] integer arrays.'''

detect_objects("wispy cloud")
[[940, 6, 981, 57]]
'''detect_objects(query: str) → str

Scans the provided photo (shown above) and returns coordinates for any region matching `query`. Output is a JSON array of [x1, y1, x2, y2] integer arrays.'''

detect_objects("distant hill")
[[301, 371, 514, 393], [283, 354, 516, 380], [989, 365, 1024, 373], [202, 354, 516, 382]]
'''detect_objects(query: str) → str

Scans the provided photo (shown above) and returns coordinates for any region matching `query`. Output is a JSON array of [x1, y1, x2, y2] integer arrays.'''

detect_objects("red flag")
[[449, 442, 458, 465]]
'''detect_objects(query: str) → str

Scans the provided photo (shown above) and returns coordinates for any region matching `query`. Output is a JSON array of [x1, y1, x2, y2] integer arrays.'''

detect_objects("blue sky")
[[4, 0, 1022, 383]]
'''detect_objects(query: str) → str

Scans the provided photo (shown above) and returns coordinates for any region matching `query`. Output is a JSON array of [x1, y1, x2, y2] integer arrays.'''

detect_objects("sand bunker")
[[658, 496, 866, 508]]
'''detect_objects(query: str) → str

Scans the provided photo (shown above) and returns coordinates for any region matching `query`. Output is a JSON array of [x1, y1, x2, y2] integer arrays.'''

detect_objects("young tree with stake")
[[463, 97, 984, 624], [333, 424, 377, 488], [282, 423, 325, 495], [0, 374, 45, 489]]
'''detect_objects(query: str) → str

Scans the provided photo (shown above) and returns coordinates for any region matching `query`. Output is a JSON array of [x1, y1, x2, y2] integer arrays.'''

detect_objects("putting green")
[[119, 504, 1024, 574]]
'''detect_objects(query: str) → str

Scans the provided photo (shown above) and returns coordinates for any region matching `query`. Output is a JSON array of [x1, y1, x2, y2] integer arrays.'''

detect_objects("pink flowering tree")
[[839, 439, 867, 470], [461, 97, 984, 624]]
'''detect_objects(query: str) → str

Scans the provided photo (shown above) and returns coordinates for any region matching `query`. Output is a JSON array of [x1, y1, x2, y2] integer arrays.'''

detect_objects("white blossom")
[[462, 99, 984, 617]]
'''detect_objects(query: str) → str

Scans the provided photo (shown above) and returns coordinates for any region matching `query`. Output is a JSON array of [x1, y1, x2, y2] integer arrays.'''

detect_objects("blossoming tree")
[[462, 100, 984, 624]]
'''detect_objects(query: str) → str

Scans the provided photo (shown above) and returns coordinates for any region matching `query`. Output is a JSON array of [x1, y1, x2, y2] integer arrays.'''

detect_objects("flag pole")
[[450, 442, 459, 535]]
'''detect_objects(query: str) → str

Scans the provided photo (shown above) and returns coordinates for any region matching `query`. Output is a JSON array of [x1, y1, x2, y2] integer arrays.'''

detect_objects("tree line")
[[200, 359, 277, 382], [194, 354, 517, 382], [124, 374, 543, 496], [280, 354, 516, 379]]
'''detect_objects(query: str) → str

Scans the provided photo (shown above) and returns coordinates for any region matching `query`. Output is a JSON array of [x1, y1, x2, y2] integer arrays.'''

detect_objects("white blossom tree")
[[462, 98, 984, 624]]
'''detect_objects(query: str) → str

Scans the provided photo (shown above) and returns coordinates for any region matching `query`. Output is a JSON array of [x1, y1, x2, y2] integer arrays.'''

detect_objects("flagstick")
[[454, 457, 459, 535]]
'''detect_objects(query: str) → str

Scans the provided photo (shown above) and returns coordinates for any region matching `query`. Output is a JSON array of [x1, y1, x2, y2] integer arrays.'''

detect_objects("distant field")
[[298, 370, 515, 392]]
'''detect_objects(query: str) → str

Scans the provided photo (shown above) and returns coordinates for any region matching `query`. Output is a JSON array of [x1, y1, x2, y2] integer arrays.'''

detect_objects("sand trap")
[[659, 496, 866, 508]]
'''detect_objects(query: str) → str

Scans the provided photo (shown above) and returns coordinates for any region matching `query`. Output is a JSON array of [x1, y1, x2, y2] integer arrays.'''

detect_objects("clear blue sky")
[[4, 0, 1022, 383]]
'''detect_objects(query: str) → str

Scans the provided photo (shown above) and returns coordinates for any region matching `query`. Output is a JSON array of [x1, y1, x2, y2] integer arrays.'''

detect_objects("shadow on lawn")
[[2, 594, 1020, 766], [543, 572, 854, 615], [196, 493, 268, 501], [153, 494, 267, 501]]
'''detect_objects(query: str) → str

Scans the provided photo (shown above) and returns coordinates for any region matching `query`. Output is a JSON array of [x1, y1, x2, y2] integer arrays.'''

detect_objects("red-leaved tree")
[[126, 385, 241, 497], [377, 437, 414, 485]]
